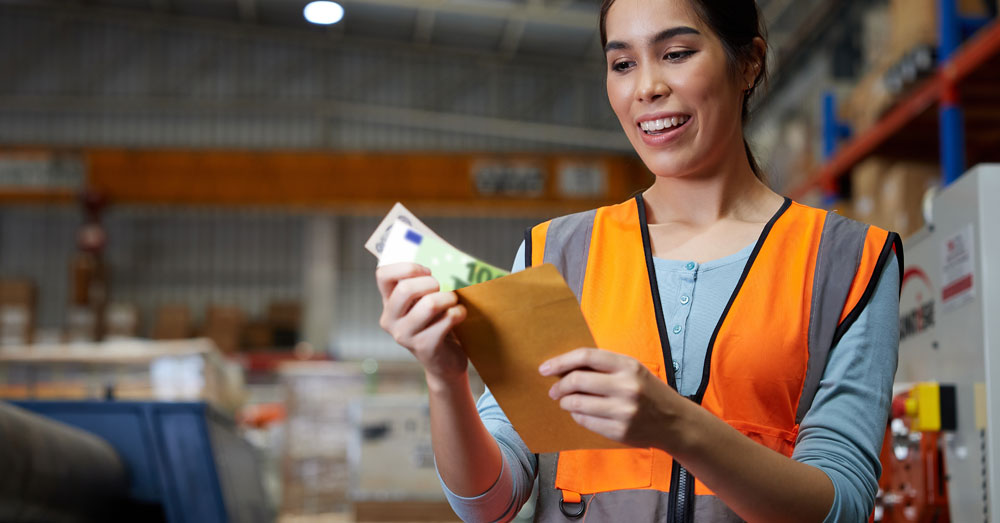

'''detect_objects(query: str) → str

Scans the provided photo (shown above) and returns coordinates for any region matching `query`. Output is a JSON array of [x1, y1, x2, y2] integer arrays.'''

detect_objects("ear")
[[743, 37, 767, 89]]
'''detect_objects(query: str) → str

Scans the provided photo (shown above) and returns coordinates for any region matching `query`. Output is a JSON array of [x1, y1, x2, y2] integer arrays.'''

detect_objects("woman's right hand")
[[376, 263, 469, 387]]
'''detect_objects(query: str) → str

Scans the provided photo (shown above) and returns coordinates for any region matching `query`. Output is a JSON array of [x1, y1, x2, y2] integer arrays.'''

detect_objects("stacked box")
[[105, 303, 140, 339], [244, 320, 274, 350], [205, 305, 245, 354], [851, 157, 891, 227], [0, 279, 35, 346], [279, 361, 433, 516], [153, 305, 193, 340], [850, 157, 940, 238], [0, 338, 244, 413], [881, 161, 940, 237], [65, 305, 99, 343], [888, 0, 991, 61], [839, 62, 894, 135], [348, 395, 445, 500], [268, 301, 301, 348]]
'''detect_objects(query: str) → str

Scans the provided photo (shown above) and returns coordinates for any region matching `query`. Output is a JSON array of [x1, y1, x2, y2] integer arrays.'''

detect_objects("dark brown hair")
[[599, 0, 768, 181]]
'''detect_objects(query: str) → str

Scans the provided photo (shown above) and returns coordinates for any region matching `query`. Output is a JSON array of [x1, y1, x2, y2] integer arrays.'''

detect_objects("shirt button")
[[672, 360, 680, 373], [685, 262, 696, 270], [672, 325, 682, 334], [679, 295, 690, 305]]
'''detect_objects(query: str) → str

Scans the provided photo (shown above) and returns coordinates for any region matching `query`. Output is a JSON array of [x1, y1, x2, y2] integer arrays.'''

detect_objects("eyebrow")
[[604, 26, 701, 53]]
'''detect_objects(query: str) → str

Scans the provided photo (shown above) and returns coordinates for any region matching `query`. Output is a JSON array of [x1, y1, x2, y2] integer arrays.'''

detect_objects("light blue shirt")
[[442, 240, 900, 522]]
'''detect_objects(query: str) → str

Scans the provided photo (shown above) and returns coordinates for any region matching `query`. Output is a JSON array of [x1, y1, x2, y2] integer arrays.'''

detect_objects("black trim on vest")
[[638, 196, 789, 523], [524, 227, 533, 269], [692, 197, 792, 404], [830, 232, 904, 348], [635, 194, 678, 391]]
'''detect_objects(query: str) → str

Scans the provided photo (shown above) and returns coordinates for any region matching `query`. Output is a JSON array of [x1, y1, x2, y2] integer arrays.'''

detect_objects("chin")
[[634, 149, 699, 180]]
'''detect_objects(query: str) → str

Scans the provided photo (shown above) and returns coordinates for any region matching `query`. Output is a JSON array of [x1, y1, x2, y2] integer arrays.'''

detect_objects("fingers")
[[547, 370, 630, 400], [410, 304, 467, 352], [569, 413, 625, 441], [385, 291, 460, 346], [375, 263, 431, 303], [383, 275, 441, 321], [539, 348, 641, 376], [558, 393, 636, 420]]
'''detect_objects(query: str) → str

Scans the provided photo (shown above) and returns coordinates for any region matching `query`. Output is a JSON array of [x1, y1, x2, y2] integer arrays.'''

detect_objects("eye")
[[664, 50, 696, 62], [611, 59, 635, 73]]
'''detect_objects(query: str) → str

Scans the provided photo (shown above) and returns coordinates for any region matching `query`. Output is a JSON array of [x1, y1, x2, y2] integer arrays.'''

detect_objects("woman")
[[376, 0, 901, 521]]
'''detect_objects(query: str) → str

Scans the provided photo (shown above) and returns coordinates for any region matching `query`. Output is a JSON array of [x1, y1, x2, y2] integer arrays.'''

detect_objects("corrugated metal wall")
[[0, 4, 612, 358], [0, 205, 545, 359], [0, 5, 619, 151]]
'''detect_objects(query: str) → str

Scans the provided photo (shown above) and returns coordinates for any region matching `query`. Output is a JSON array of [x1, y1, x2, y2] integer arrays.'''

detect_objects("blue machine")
[[11, 400, 272, 523]]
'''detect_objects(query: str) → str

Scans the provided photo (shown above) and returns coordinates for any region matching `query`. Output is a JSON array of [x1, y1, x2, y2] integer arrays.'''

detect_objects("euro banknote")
[[364, 202, 447, 258], [376, 219, 509, 292]]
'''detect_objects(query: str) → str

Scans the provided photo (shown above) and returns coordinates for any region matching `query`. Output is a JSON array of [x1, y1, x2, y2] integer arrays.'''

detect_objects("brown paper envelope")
[[454, 263, 626, 453]]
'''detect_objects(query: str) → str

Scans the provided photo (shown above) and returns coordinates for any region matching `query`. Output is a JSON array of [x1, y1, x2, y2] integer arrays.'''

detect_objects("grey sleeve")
[[792, 256, 900, 522], [437, 241, 538, 522]]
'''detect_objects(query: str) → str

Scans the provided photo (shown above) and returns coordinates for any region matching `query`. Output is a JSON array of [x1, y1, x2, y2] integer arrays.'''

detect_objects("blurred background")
[[1, 0, 999, 521]]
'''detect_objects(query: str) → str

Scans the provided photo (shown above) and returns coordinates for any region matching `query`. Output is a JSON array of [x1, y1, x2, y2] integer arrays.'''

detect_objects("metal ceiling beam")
[[414, 8, 435, 44], [340, 0, 596, 30], [0, 94, 631, 150], [236, 0, 257, 22], [498, 19, 525, 55]]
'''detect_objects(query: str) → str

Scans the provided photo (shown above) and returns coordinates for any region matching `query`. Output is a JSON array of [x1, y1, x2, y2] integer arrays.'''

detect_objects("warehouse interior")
[[1, 0, 999, 521]]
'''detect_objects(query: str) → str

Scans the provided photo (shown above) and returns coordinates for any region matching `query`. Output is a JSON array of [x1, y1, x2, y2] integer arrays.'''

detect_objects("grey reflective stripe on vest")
[[796, 212, 870, 424], [540, 210, 597, 302], [536, 454, 745, 522], [536, 480, 744, 522]]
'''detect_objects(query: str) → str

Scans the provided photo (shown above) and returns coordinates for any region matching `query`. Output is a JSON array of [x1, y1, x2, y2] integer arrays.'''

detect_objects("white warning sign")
[[940, 224, 976, 313]]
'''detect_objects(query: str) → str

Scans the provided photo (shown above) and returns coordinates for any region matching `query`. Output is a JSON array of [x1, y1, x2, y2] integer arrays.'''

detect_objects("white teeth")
[[640, 116, 688, 132]]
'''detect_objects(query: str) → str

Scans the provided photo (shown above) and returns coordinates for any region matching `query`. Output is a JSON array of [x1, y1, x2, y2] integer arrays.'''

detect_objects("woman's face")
[[604, 0, 748, 179]]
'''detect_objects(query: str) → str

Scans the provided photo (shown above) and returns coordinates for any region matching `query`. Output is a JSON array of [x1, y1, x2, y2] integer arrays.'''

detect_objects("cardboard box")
[[348, 395, 444, 502], [244, 320, 273, 350], [0, 279, 35, 305], [280, 362, 433, 516], [0, 338, 243, 413], [105, 303, 140, 339], [65, 305, 98, 343], [881, 161, 940, 237], [840, 62, 894, 135], [851, 157, 891, 228], [269, 301, 302, 348], [204, 305, 245, 354], [888, 0, 992, 63], [153, 305, 192, 340]]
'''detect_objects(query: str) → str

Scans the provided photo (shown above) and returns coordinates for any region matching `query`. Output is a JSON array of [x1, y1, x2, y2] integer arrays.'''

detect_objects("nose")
[[637, 67, 670, 102]]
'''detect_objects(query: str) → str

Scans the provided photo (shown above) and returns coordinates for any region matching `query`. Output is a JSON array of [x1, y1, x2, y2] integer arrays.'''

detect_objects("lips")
[[635, 113, 692, 146]]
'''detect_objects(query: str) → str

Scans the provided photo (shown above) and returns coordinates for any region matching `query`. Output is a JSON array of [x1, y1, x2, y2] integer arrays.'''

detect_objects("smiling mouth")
[[639, 115, 691, 135]]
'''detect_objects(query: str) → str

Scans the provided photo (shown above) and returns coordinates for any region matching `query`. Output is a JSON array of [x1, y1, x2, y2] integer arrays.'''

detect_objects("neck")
[[642, 139, 774, 227]]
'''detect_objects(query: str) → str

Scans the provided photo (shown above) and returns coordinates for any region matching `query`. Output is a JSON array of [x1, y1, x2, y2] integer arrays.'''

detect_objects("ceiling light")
[[304, 1, 344, 25]]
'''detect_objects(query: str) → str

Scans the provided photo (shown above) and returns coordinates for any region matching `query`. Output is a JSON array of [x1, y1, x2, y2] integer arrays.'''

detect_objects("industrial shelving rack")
[[790, 0, 1000, 200]]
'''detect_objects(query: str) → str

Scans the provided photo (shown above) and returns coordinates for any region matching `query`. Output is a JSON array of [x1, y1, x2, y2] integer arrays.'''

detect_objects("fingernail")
[[538, 362, 551, 375]]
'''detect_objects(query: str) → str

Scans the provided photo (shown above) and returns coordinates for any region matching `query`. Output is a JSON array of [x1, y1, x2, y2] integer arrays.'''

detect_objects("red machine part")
[[873, 392, 951, 523]]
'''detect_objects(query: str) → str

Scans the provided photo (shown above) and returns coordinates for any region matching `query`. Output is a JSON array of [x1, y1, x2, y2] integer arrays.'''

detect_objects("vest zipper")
[[667, 460, 695, 523]]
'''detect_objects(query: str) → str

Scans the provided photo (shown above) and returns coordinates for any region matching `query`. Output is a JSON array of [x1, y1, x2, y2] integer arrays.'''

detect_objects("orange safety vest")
[[525, 196, 901, 522]]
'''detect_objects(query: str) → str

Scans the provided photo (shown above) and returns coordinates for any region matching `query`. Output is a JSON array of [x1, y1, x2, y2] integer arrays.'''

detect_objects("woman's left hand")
[[539, 348, 690, 450]]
